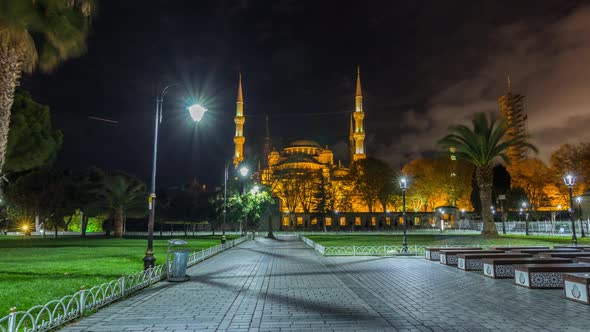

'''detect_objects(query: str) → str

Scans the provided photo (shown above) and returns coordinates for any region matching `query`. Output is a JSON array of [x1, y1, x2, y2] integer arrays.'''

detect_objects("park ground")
[[0, 235, 236, 314], [63, 236, 590, 332], [2, 233, 589, 315]]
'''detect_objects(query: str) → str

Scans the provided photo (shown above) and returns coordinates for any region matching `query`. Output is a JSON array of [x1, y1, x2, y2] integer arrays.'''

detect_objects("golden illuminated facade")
[[256, 67, 371, 213], [233, 73, 245, 168]]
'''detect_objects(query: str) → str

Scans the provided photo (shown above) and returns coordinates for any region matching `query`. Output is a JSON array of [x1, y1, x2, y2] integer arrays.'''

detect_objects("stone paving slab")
[[63, 236, 590, 331]]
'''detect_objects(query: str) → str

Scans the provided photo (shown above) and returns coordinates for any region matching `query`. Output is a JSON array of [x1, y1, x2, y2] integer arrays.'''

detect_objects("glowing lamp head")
[[239, 166, 249, 177], [557, 205, 562, 210], [22, 225, 29, 231], [461, 209, 465, 213], [521, 202, 527, 208], [186, 104, 208, 122], [576, 196, 582, 204], [564, 174, 576, 187], [399, 177, 408, 189], [250, 185, 260, 195]]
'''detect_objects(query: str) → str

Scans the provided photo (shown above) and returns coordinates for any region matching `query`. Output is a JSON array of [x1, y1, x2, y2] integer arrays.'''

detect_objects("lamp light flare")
[[576, 196, 582, 204], [250, 185, 260, 194], [186, 104, 208, 122], [239, 166, 249, 177], [564, 174, 576, 187]]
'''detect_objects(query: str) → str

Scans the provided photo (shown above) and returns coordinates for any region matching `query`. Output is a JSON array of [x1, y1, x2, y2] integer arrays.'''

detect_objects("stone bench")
[[482, 257, 572, 279], [425, 247, 481, 261], [511, 248, 581, 256], [439, 250, 503, 266], [457, 253, 532, 271], [555, 245, 590, 250], [564, 272, 590, 304], [514, 263, 590, 289], [490, 246, 550, 251], [539, 252, 590, 262]]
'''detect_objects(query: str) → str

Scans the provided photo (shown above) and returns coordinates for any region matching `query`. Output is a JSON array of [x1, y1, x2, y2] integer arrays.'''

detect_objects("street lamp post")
[[239, 166, 249, 235], [563, 174, 577, 245], [399, 177, 408, 254], [576, 196, 586, 237], [221, 163, 229, 244], [143, 85, 207, 270]]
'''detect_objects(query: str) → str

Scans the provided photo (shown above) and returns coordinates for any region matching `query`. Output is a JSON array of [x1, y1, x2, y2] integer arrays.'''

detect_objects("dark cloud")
[[376, 4, 590, 166]]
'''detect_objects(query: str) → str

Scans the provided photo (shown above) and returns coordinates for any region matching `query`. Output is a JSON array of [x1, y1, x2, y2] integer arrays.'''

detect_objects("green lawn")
[[0, 235, 237, 314], [306, 234, 590, 247]]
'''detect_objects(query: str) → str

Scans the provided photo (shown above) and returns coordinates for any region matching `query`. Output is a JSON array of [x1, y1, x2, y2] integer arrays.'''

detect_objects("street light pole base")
[[143, 250, 156, 270]]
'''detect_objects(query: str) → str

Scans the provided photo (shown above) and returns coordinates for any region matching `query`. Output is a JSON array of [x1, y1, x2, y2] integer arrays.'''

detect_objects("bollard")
[[353, 245, 356, 256], [8, 307, 16, 332], [121, 276, 126, 297], [79, 287, 86, 316], [383, 244, 386, 257]]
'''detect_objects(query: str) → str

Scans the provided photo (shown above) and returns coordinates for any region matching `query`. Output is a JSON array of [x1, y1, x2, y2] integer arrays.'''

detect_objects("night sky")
[[21, 0, 588, 188]]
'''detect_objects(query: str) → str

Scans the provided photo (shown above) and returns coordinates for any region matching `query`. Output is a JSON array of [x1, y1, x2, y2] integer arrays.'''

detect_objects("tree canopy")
[[4, 89, 62, 174]]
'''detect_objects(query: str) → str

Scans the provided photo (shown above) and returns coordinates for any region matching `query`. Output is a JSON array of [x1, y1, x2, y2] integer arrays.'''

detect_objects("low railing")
[[0, 235, 250, 332], [298, 234, 425, 256], [297, 235, 508, 257]]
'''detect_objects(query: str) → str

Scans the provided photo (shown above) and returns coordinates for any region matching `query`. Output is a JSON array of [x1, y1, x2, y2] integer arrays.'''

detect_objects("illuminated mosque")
[[231, 68, 385, 216]]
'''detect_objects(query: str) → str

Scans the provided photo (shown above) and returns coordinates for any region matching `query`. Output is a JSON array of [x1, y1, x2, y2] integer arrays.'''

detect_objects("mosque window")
[[399, 217, 404, 225], [311, 218, 318, 225], [325, 217, 332, 226], [339, 216, 346, 226], [386, 217, 391, 225], [414, 216, 421, 225], [296, 217, 303, 225], [282, 217, 289, 226], [355, 217, 361, 226], [371, 216, 376, 226]]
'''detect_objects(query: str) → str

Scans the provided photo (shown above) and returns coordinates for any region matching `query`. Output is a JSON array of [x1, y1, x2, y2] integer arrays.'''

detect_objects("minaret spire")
[[349, 113, 355, 165], [233, 73, 246, 167], [352, 66, 366, 161], [507, 74, 511, 94], [355, 65, 362, 97]]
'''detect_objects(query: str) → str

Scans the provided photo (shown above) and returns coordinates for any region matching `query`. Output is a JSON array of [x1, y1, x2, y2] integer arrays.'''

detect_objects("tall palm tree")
[[95, 171, 147, 238], [438, 112, 537, 237], [0, 0, 94, 174]]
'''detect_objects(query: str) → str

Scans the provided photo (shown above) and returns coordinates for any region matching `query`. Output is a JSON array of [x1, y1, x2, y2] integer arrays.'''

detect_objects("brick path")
[[63, 236, 590, 331]]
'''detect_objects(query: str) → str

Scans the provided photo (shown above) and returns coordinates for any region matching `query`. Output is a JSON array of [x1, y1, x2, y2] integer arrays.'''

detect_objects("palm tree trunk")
[[80, 213, 88, 237], [476, 166, 498, 237], [113, 208, 124, 238], [0, 48, 24, 174]]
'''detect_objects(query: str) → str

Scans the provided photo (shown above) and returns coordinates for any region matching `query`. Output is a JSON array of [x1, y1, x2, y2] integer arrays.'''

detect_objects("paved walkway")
[[64, 236, 590, 332]]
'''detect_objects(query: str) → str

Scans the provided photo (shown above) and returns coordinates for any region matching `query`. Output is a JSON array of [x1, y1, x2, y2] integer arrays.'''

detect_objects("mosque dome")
[[288, 140, 322, 149]]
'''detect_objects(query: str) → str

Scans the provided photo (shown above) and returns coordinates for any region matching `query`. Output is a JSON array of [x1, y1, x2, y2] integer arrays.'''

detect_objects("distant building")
[[497, 76, 528, 163]]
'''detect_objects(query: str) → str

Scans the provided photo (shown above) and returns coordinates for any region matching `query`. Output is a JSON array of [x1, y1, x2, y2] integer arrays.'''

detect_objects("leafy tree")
[[350, 157, 394, 212], [5, 168, 75, 237], [0, 0, 94, 175], [4, 89, 62, 174], [508, 159, 553, 211], [93, 171, 147, 238], [438, 112, 537, 237], [244, 186, 273, 232]]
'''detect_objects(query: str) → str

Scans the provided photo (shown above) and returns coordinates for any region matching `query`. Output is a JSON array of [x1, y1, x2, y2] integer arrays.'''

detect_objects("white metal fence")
[[298, 234, 430, 256], [0, 235, 250, 332]]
